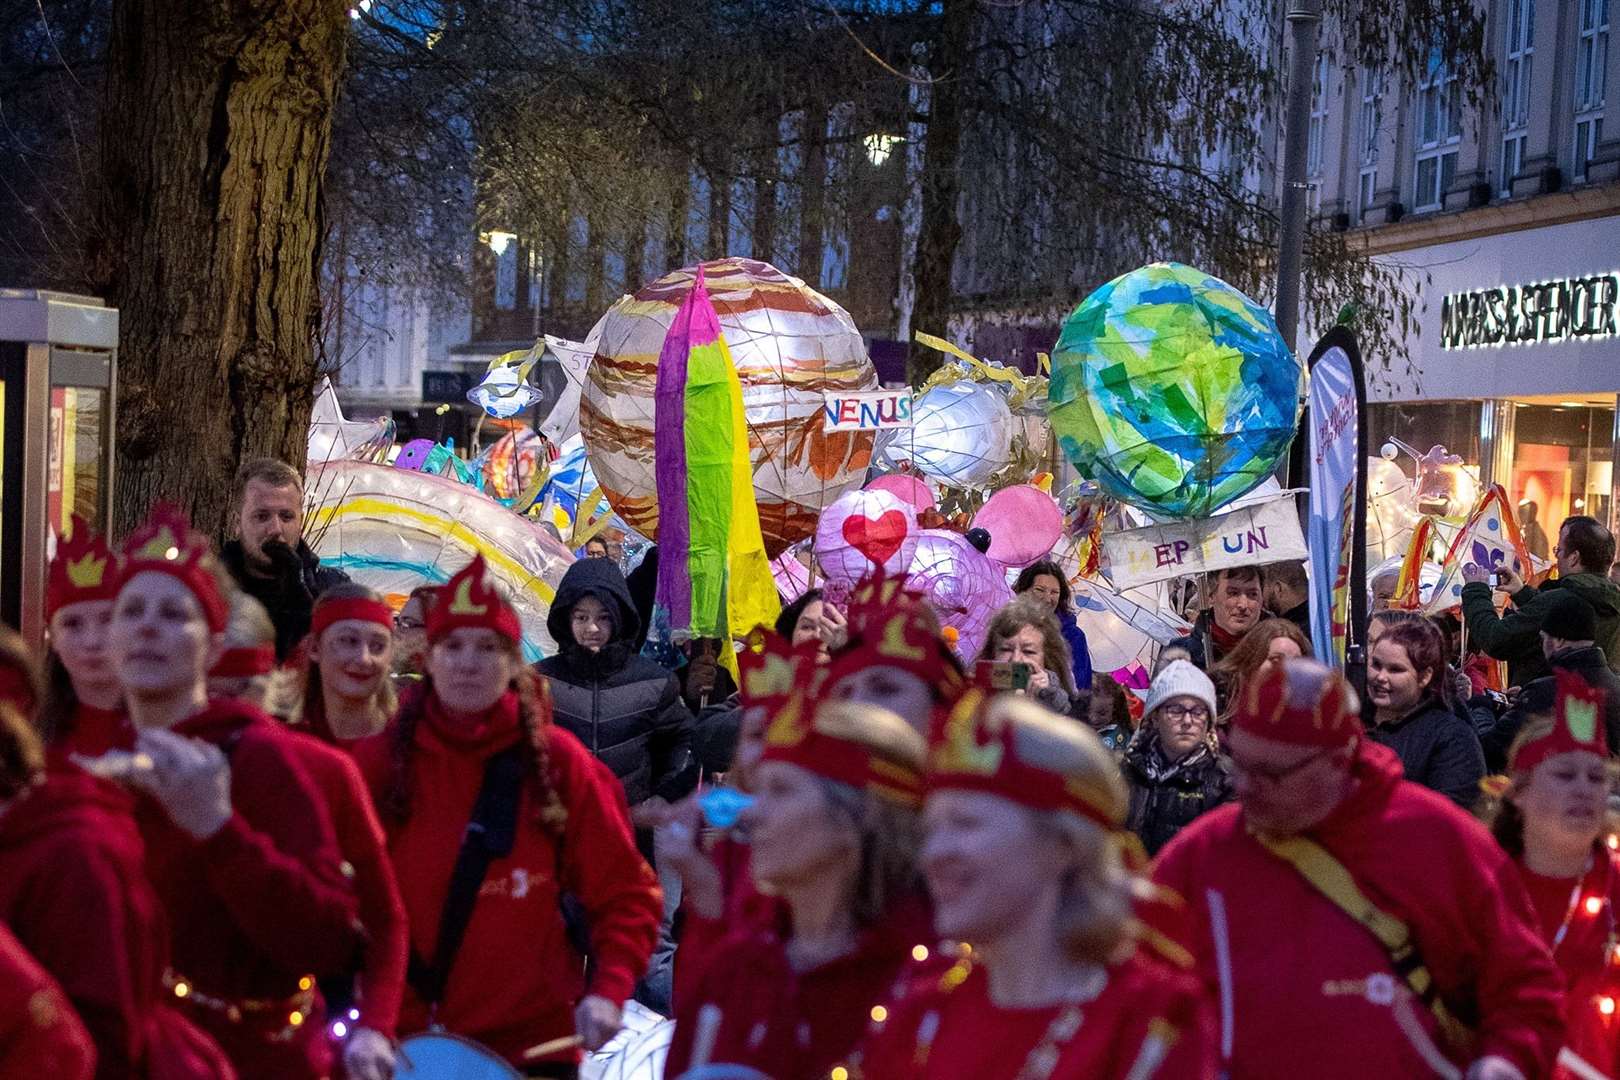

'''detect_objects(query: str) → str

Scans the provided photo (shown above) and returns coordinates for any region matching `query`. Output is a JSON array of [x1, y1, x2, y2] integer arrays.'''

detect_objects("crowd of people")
[[5, 457, 1620, 1079]]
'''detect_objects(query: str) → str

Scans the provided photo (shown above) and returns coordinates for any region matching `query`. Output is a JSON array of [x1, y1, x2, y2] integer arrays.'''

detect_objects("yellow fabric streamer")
[[717, 335, 781, 678]]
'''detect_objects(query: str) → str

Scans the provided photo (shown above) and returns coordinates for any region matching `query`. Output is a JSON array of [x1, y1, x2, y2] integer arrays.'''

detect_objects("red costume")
[[1152, 661, 1565, 1078], [0, 759, 233, 1079], [353, 557, 661, 1067], [0, 923, 96, 1079]]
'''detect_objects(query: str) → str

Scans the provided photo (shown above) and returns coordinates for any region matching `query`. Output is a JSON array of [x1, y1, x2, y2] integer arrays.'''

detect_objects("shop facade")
[[1366, 194, 1620, 541]]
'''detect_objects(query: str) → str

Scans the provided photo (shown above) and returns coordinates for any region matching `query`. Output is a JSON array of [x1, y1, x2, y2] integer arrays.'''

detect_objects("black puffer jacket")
[[220, 538, 350, 660], [1367, 695, 1485, 807], [1120, 729, 1234, 857], [535, 558, 699, 807]]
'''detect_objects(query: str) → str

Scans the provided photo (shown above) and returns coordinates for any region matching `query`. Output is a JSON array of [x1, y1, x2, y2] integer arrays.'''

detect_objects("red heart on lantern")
[[843, 510, 909, 567]]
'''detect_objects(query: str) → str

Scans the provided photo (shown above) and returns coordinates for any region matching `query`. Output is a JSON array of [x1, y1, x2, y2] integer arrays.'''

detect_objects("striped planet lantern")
[[581, 257, 878, 556]]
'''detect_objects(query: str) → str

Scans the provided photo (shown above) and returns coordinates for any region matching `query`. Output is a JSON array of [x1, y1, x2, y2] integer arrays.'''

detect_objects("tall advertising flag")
[[1305, 328, 1367, 666]]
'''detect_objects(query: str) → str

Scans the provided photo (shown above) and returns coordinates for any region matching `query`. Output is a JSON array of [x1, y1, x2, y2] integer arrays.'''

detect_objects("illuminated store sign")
[[1440, 273, 1619, 349]]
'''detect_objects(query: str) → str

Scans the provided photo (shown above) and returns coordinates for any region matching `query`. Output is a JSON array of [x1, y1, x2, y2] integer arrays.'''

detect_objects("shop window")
[[1509, 402, 1616, 549]]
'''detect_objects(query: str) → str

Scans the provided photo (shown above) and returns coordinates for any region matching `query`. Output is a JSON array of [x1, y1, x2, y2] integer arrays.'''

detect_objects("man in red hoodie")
[[1153, 658, 1564, 1080]]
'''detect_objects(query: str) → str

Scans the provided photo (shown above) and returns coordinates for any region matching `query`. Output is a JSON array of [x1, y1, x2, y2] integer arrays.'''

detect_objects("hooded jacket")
[[220, 539, 350, 661], [0, 760, 233, 1080], [535, 558, 698, 807], [1461, 571, 1620, 687], [1483, 645, 1620, 772]]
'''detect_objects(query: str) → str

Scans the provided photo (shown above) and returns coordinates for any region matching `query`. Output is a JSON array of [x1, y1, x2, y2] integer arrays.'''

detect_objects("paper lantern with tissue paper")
[[581, 257, 878, 556], [881, 381, 1014, 489], [974, 484, 1065, 567], [816, 488, 919, 590], [907, 528, 1013, 660], [1049, 262, 1302, 519]]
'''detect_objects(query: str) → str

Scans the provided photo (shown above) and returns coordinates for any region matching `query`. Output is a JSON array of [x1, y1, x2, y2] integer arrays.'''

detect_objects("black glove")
[[261, 540, 313, 600]]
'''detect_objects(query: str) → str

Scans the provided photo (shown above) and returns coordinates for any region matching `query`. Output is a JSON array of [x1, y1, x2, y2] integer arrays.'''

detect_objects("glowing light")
[[298, 976, 314, 991], [172, 981, 190, 999], [1608, 834, 1618, 850], [831, 1069, 850, 1080], [480, 230, 517, 257], [289, 1010, 305, 1027], [870, 1005, 888, 1023], [863, 133, 903, 167], [331, 1021, 348, 1039], [1587, 897, 1604, 916], [348, 1009, 361, 1021], [164, 546, 180, 561], [911, 944, 930, 962], [1600, 996, 1616, 1016]]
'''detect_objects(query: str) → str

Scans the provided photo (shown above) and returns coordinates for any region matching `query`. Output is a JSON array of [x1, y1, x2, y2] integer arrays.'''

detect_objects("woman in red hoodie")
[[1485, 671, 1620, 1078], [353, 555, 661, 1077], [103, 505, 362, 1080], [209, 589, 407, 1080], [38, 517, 130, 755], [292, 584, 400, 749], [666, 695, 937, 1080], [0, 921, 94, 1078], [0, 691, 234, 1079]]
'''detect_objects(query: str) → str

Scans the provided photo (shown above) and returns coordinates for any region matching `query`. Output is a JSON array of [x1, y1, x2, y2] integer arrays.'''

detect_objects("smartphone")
[[976, 660, 1032, 692], [1489, 570, 1504, 588]]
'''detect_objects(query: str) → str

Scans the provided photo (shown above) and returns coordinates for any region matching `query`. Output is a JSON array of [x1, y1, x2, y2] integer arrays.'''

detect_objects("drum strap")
[[409, 744, 525, 1012]]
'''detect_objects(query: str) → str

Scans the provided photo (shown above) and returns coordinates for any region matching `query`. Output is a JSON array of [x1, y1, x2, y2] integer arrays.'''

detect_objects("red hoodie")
[[279, 729, 408, 1039], [666, 890, 942, 1080], [353, 691, 662, 1066], [70, 699, 362, 1080], [0, 922, 95, 1079], [1152, 740, 1565, 1077], [0, 759, 233, 1080]]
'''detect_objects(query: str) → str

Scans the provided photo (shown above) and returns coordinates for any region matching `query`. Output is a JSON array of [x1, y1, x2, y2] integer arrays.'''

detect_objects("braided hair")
[[384, 651, 568, 836]]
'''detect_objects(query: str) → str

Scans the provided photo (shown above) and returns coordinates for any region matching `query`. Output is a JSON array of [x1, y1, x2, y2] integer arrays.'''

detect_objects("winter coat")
[[220, 539, 351, 661], [1461, 572, 1620, 687], [0, 759, 234, 1080], [535, 558, 698, 807], [1057, 609, 1094, 691], [1483, 645, 1620, 772], [1120, 731, 1234, 856], [1152, 740, 1565, 1078], [0, 924, 95, 1080], [1366, 694, 1486, 808], [353, 691, 662, 1067]]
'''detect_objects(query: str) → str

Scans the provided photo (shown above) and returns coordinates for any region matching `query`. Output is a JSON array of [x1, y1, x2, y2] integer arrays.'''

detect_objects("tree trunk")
[[91, 0, 350, 539], [798, 100, 827, 287], [907, 0, 974, 386]]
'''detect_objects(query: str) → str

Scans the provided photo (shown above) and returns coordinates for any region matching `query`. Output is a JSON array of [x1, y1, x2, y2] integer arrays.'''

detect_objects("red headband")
[[119, 504, 229, 632], [312, 598, 395, 641], [47, 515, 120, 618], [1514, 669, 1609, 774], [760, 693, 924, 807], [927, 688, 1119, 830], [209, 645, 276, 678]]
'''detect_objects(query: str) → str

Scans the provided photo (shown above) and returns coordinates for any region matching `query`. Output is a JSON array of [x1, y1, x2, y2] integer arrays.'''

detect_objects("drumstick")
[[520, 1034, 584, 1061]]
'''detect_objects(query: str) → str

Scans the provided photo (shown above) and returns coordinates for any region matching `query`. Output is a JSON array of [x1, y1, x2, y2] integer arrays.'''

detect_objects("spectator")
[[1264, 560, 1311, 636], [1154, 636, 1197, 674], [1482, 591, 1620, 772], [1153, 659, 1565, 1079], [978, 596, 1080, 716], [1012, 560, 1093, 690], [1518, 499, 1550, 561], [582, 537, 610, 559], [1121, 659, 1232, 855], [1369, 564, 1400, 612], [1461, 514, 1620, 686], [1186, 566, 1268, 669], [1365, 619, 1486, 806], [1084, 672, 1134, 752], [390, 584, 435, 678], [220, 458, 350, 660], [1212, 617, 1311, 720]]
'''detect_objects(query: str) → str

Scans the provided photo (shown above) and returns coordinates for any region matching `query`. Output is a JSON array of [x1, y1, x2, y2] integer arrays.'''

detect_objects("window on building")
[[1576, 116, 1604, 179], [1415, 52, 1461, 211], [1502, 133, 1527, 196], [1307, 52, 1329, 177], [1575, 0, 1608, 181], [1359, 67, 1384, 166], [1358, 167, 1377, 221], [1504, 0, 1535, 132]]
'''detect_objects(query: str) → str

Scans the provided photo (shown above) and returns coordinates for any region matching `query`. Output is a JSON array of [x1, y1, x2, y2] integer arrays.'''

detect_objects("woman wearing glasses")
[[1120, 660, 1232, 856]]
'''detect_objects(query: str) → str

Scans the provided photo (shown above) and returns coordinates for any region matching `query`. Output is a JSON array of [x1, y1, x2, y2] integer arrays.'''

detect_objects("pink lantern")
[[771, 542, 813, 603], [907, 529, 1014, 661], [974, 484, 1065, 568], [865, 472, 937, 514], [815, 488, 920, 590]]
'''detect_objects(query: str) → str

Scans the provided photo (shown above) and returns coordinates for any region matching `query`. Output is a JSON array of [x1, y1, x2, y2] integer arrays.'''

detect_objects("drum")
[[396, 1032, 521, 1079]]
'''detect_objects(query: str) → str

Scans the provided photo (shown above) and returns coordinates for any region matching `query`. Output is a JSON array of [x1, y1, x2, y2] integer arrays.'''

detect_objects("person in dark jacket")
[[1184, 565, 1270, 670], [1012, 561, 1093, 691], [1482, 591, 1620, 772], [1263, 559, 1311, 637], [536, 557, 699, 817], [1366, 618, 1486, 806], [1121, 659, 1232, 855], [1460, 514, 1620, 686], [220, 458, 350, 660]]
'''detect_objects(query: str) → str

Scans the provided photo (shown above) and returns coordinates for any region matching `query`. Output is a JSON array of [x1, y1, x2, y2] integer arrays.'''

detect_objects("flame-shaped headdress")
[[1513, 669, 1609, 775], [119, 504, 229, 631], [760, 690, 925, 807], [425, 556, 521, 644], [1230, 658, 1362, 749], [824, 571, 966, 706], [47, 514, 119, 618]]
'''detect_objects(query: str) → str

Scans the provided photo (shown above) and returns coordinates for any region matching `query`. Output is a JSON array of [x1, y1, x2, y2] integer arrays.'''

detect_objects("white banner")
[[1306, 339, 1358, 663], [1103, 493, 1307, 590], [822, 390, 913, 432]]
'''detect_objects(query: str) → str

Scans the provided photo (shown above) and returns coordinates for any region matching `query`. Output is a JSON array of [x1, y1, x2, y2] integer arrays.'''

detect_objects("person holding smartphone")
[[976, 598, 1080, 717]]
